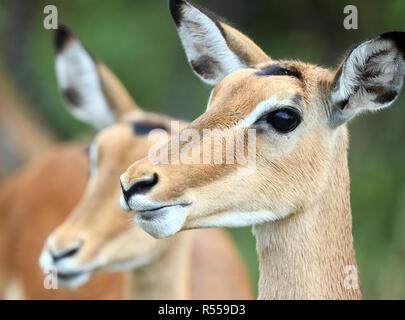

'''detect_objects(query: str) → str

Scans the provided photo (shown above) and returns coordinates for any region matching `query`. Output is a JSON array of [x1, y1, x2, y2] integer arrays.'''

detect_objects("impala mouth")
[[136, 204, 177, 213], [57, 270, 86, 280], [136, 203, 189, 216], [119, 192, 189, 215], [135, 203, 191, 226], [56, 270, 92, 290], [119, 191, 191, 238], [39, 249, 94, 290]]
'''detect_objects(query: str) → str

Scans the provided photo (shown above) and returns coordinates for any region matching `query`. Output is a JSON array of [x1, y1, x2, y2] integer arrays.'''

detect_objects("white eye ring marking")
[[235, 96, 279, 129]]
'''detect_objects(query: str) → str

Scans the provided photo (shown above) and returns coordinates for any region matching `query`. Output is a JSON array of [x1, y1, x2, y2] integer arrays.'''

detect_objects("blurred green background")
[[0, 0, 404, 299]]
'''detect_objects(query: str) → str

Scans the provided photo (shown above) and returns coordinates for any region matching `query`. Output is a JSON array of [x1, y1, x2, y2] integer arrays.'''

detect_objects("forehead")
[[95, 117, 171, 155], [213, 64, 303, 104], [96, 123, 133, 148], [199, 62, 332, 128]]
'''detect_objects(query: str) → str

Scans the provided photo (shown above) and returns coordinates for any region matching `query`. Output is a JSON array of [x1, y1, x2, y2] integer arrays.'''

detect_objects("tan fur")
[[0, 144, 252, 299], [253, 128, 360, 299], [45, 111, 253, 299], [0, 35, 253, 299], [220, 23, 270, 67], [121, 9, 370, 299], [0, 145, 126, 299], [33, 36, 252, 299], [130, 228, 253, 300], [97, 63, 141, 117], [0, 68, 55, 179]]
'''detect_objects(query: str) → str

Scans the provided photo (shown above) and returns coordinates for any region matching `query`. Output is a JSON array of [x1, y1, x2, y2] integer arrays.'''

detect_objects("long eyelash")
[[255, 106, 301, 124]]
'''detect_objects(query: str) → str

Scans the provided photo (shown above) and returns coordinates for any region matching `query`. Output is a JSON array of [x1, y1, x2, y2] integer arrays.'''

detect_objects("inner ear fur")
[[169, 0, 271, 85], [329, 31, 405, 125]]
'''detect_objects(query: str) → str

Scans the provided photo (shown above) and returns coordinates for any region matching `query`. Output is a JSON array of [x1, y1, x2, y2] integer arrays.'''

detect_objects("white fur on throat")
[[88, 139, 98, 181], [199, 210, 278, 229]]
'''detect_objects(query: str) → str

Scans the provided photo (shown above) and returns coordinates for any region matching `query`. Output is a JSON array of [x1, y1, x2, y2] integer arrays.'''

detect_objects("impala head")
[[40, 26, 180, 289], [120, 0, 405, 239]]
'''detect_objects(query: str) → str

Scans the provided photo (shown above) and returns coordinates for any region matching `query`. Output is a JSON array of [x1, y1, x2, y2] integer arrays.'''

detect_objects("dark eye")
[[265, 107, 301, 133]]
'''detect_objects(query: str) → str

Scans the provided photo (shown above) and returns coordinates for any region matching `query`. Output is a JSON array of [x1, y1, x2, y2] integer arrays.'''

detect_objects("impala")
[[120, 0, 405, 299], [0, 24, 136, 299], [0, 144, 129, 299], [38, 26, 253, 299]]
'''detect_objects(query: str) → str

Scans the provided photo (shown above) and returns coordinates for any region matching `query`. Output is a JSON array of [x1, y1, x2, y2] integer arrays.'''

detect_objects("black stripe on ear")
[[62, 87, 81, 107], [336, 98, 349, 110], [381, 31, 405, 59], [53, 24, 72, 53], [169, 0, 186, 27], [132, 121, 168, 136], [190, 56, 220, 81], [374, 90, 398, 104]]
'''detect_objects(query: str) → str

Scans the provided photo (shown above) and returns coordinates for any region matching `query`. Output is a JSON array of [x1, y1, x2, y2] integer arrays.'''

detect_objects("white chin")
[[134, 206, 187, 239], [58, 272, 91, 290], [39, 250, 53, 270], [120, 194, 131, 212]]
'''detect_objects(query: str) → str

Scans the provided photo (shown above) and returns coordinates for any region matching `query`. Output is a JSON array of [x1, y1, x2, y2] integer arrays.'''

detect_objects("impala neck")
[[253, 128, 362, 300], [128, 232, 192, 300]]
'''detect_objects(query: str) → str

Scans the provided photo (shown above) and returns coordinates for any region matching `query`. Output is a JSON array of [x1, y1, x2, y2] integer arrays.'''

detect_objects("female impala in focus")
[[120, 0, 405, 299], [38, 26, 253, 300]]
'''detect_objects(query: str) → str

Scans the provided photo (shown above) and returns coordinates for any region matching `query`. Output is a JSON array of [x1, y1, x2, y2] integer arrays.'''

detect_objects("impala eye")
[[265, 107, 301, 133]]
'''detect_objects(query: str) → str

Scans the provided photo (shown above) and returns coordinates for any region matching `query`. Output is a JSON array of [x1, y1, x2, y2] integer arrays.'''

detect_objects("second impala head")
[[39, 24, 178, 289]]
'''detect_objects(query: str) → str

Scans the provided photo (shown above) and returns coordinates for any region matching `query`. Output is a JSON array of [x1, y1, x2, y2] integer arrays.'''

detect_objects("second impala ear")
[[54, 25, 138, 130], [169, 0, 270, 86], [329, 31, 405, 126]]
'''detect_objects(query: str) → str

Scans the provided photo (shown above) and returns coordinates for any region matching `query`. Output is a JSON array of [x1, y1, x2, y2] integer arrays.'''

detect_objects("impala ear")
[[53, 25, 140, 130], [329, 31, 405, 126], [169, 0, 271, 86]]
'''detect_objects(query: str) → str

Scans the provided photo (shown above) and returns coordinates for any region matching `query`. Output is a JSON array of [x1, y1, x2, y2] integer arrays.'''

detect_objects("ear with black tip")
[[53, 25, 140, 130], [329, 31, 405, 126], [169, 0, 271, 86], [53, 24, 72, 53]]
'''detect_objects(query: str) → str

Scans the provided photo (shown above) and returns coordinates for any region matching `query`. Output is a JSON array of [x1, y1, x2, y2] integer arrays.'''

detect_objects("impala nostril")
[[121, 173, 159, 201], [51, 242, 83, 262]]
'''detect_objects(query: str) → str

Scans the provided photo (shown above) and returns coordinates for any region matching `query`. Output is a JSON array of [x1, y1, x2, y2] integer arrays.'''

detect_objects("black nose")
[[51, 243, 82, 262], [121, 173, 159, 202]]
